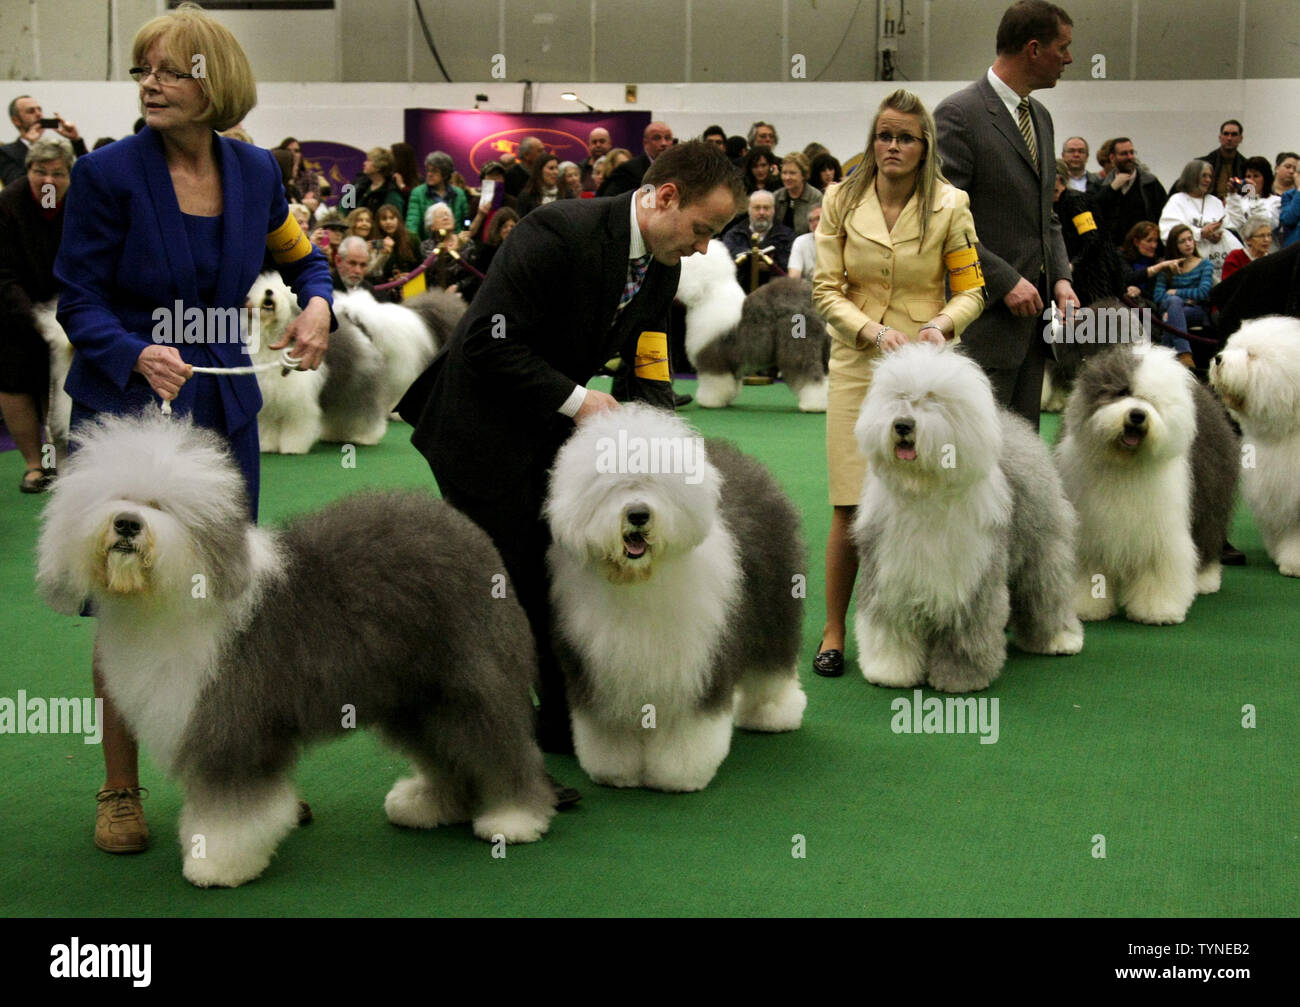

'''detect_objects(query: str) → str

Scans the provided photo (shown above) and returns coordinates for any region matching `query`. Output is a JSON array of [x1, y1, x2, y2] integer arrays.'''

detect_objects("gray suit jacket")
[[935, 76, 1070, 367]]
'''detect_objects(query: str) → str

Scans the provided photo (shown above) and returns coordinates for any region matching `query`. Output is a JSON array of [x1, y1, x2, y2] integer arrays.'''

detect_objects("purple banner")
[[403, 109, 651, 182], [299, 141, 366, 206]]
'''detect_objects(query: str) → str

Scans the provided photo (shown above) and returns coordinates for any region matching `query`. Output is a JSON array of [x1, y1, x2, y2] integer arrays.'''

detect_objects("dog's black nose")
[[894, 418, 915, 438], [1213, 354, 1222, 366], [1128, 408, 1146, 426], [114, 514, 143, 539], [626, 507, 651, 527]]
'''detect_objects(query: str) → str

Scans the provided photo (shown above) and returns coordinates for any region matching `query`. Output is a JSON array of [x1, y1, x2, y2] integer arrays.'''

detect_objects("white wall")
[[11, 77, 1296, 192]]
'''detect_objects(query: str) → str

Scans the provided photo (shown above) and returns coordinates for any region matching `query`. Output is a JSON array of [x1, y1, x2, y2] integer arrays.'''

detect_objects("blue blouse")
[[182, 212, 222, 307]]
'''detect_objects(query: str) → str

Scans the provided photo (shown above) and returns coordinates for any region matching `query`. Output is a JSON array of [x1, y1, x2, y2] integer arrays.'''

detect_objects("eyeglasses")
[[875, 132, 922, 147], [129, 66, 197, 85]]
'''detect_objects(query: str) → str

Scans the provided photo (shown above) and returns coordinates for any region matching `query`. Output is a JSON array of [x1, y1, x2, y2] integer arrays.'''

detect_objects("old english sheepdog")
[[1056, 343, 1240, 624], [1209, 315, 1300, 575], [250, 273, 441, 452], [852, 344, 1083, 693], [37, 413, 555, 887], [545, 404, 806, 792], [247, 273, 330, 454], [333, 287, 460, 412], [677, 240, 829, 411]]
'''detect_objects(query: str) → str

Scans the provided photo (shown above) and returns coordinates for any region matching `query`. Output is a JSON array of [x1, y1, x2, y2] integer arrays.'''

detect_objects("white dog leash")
[[158, 348, 304, 416]]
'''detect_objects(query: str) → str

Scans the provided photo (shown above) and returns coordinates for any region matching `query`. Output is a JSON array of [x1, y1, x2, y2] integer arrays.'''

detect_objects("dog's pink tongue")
[[1122, 432, 1141, 446], [624, 536, 647, 557], [896, 445, 917, 461]]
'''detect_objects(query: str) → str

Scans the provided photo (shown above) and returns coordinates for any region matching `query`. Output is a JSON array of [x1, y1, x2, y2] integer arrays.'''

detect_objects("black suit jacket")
[[598, 154, 651, 197], [403, 192, 680, 497]]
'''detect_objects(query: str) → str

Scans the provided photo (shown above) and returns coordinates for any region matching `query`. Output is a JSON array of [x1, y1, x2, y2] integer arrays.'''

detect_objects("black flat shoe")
[[1220, 541, 1246, 566], [673, 392, 693, 408], [813, 647, 845, 678], [546, 773, 582, 809]]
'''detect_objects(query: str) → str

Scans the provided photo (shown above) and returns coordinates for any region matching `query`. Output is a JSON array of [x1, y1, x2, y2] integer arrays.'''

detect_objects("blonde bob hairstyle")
[[132, 2, 256, 133], [831, 89, 946, 244]]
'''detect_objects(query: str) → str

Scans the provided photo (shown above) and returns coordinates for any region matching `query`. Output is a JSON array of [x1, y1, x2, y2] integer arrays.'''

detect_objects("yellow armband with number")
[[945, 245, 984, 293], [1072, 210, 1097, 235], [634, 331, 670, 382], [266, 211, 313, 265]]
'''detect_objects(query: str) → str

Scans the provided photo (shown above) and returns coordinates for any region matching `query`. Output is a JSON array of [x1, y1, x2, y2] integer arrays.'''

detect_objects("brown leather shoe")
[[95, 787, 150, 853]]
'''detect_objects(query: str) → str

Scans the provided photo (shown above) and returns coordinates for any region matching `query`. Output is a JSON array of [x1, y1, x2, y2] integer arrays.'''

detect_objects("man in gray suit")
[[935, 0, 1079, 427]]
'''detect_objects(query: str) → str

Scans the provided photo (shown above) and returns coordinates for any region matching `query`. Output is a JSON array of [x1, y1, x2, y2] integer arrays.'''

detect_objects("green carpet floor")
[[2, 379, 1295, 917]]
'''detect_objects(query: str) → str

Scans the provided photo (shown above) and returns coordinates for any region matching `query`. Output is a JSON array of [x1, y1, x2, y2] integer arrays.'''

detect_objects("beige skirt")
[[826, 335, 877, 507]]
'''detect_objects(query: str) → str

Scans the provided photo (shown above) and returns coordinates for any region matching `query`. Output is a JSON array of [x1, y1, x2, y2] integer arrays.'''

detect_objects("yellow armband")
[[266, 211, 313, 265], [945, 245, 985, 293], [634, 331, 670, 382], [1072, 210, 1098, 235]]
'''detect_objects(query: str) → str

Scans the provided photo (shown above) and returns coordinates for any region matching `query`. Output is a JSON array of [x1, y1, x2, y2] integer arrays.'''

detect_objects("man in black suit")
[[0, 95, 87, 186], [401, 141, 742, 758], [598, 120, 674, 197], [935, 0, 1079, 427], [504, 136, 543, 198]]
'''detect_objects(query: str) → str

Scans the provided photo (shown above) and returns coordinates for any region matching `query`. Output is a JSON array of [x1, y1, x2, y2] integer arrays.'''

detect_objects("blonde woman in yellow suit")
[[810, 89, 985, 677]]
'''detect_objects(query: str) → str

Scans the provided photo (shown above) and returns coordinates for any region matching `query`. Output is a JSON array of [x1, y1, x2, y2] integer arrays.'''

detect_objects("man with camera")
[[0, 95, 86, 186]]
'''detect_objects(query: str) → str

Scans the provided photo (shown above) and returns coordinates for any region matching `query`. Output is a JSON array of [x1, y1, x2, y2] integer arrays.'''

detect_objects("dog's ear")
[[197, 524, 255, 603]]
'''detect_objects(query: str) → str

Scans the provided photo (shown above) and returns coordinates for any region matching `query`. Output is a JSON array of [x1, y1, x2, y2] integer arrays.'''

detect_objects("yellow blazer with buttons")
[[812, 178, 986, 505], [813, 177, 985, 349]]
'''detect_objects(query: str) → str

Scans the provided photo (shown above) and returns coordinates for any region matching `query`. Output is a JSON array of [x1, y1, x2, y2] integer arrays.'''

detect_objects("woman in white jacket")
[[1160, 159, 1241, 283]]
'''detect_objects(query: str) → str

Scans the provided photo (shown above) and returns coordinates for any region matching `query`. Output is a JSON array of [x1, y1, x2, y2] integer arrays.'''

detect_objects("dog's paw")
[[734, 678, 806, 733], [1279, 561, 1300, 577], [1124, 600, 1189, 626], [182, 850, 270, 889], [859, 652, 926, 689], [472, 806, 550, 844], [384, 775, 467, 828], [1042, 620, 1084, 655], [1075, 582, 1116, 622], [1195, 561, 1222, 595]]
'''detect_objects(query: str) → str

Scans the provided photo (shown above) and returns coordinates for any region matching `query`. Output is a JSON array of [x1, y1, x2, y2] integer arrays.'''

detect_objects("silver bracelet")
[[875, 326, 894, 349]]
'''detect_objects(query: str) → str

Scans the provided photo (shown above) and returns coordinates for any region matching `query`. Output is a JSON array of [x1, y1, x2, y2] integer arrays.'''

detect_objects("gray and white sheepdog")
[[853, 344, 1084, 693], [37, 412, 555, 887], [545, 403, 806, 792], [1057, 343, 1240, 623], [1210, 315, 1300, 575], [677, 240, 829, 411]]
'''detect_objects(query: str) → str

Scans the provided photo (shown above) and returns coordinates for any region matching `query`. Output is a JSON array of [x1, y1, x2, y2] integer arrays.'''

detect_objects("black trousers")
[[436, 466, 571, 750]]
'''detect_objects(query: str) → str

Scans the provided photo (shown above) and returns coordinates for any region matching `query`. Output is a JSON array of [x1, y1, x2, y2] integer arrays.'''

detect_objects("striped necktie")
[[620, 253, 651, 309], [1016, 98, 1038, 171]]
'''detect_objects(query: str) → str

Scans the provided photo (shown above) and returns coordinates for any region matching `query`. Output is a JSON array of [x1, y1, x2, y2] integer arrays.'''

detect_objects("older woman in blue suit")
[[54, 2, 333, 854]]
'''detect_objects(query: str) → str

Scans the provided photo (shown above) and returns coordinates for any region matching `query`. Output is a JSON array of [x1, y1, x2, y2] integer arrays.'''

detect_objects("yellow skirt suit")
[[812, 179, 986, 506]]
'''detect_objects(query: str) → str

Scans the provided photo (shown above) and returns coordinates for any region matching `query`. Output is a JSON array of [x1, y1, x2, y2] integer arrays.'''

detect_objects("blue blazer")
[[54, 126, 333, 434]]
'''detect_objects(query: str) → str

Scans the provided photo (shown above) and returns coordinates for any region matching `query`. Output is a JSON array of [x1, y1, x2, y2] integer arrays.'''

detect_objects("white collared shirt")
[[986, 66, 1026, 119]]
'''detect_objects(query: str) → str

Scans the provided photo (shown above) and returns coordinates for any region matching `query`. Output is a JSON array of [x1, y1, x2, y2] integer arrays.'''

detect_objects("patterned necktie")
[[1016, 98, 1039, 171], [620, 253, 651, 309]]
